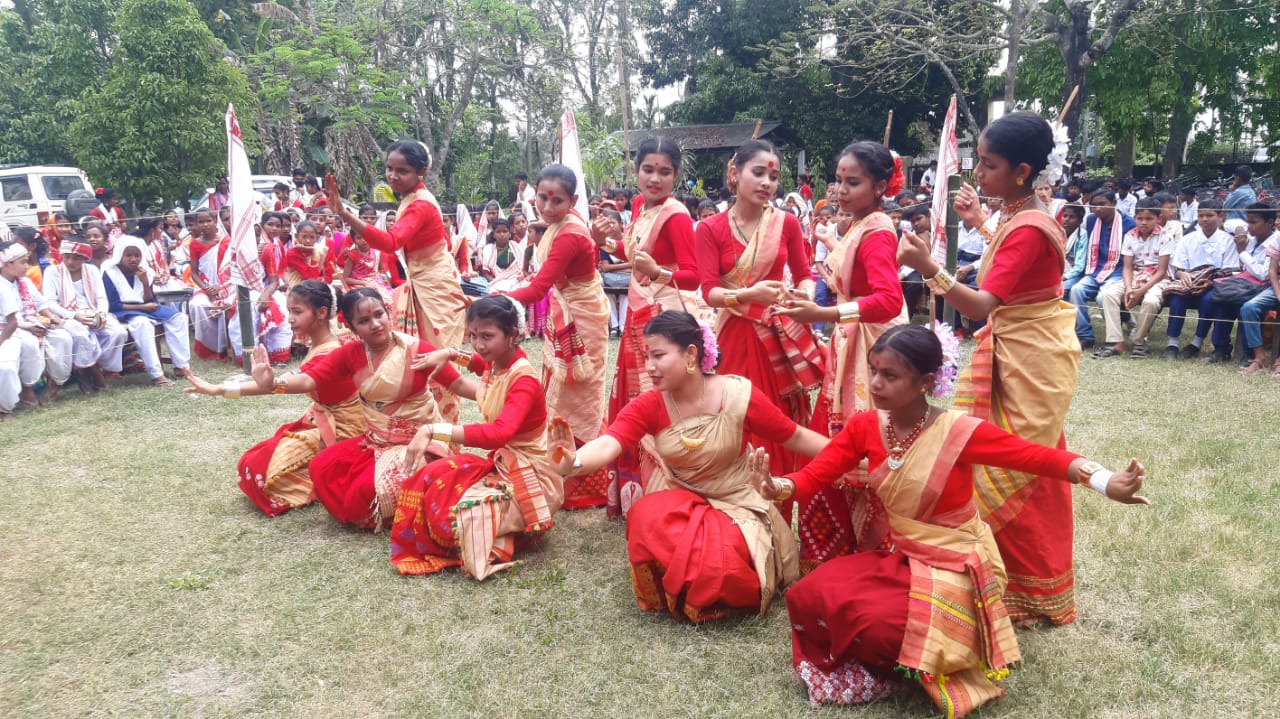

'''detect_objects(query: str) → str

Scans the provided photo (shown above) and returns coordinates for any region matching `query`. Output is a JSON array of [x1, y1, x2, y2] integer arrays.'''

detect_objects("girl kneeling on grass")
[[245, 288, 462, 531], [764, 325, 1148, 717], [552, 311, 829, 622], [388, 295, 563, 580], [185, 281, 366, 517]]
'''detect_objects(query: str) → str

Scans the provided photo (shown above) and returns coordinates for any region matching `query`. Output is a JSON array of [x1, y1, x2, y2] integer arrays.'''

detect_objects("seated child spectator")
[[1068, 188, 1135, 347], [1095, 198, 1172, 358], [597, 209, 631, 337], [1115, 178, 1137, 218], [1239, 198, 1280, 371], [1163, 200, 1238, 360], [1061, 203, 1088, 285], [41, 239, 128, 390]]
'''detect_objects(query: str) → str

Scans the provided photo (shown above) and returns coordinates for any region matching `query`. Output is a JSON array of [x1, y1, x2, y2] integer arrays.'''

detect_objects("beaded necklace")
[[884, 409, 930, 470]]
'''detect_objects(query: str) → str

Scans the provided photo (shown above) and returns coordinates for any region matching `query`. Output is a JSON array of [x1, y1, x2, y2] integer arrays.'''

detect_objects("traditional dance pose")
[[592, 137, 699, 518], [769, 325, 1147, 716], [246, 288, 460, 530], [389, 295, 562, 580], [506, 164, 611, 509], [898, 111, 1083, 626], [323, 141, 466, 425], [185, 281, 364, 516], [555, 311, 827, 621], [695, 139, 824, 475]]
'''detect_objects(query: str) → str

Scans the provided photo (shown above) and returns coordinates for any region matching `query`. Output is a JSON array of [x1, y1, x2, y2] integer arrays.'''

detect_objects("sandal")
[[151, 376, 176, 388], [1240, 359, 1267, 376], [1092, 346, 1124, 359], [1130, 345, 1149, 359]]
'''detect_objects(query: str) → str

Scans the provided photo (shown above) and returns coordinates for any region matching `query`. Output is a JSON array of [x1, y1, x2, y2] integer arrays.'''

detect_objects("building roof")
[[613, 122, 802, 151]]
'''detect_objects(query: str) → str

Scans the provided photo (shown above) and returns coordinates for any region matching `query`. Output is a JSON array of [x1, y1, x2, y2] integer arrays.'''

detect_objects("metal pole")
[[237, 286, 253, 374]]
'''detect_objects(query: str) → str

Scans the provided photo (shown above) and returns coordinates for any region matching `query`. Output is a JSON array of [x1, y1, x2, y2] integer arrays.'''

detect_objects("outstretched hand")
[[772, 298, 827, 323], [748, 447, 779, 500], [183, 373, 220, 396], [250, 345, 274, 389], [1106, 458, 1150, 506], [548, 416, 577, 476], [410, 348, 451, 374]]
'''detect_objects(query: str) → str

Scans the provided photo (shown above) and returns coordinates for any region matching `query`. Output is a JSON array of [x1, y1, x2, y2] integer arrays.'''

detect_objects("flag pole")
[[1057, 85, 1081, 126], [882, 111, 893, 146]]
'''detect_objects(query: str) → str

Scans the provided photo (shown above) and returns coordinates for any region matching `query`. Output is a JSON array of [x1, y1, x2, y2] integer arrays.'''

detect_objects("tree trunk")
[[1057, 3, 1091, 140], [1114, 133, 1135, 178], [1003, 0, 1023, 106], [1162, 72, 1197, 179]]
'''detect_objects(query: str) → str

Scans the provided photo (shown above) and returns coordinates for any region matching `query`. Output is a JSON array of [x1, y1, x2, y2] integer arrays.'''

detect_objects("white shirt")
[[1172, 228, 1238, 272], [1120, 227, 1174, 270], [519, 185, 535, 204], [42, 263, 110, 316], [0, 277, 19, 319], [1179, 200, 1198, 224], [921, 168, 936, 188], [1115, 193, 1137, 218], [1239, 231, 1279, 281]]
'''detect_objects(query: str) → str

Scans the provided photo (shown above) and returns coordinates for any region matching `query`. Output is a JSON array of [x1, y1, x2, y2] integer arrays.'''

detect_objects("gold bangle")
[[450, 347, 471, 368], [723, 290, 740, 307], [924, 268, 957, 294], [430, 422, 454, 443], [1076, 460, 1105, 486], [837, 301, 861, 324], [978, 225, 994, 243], [774, 477, 795, 503], [652, 268, 674, 287], [222, 380, 241, 399], [272, 378, 289, 395], [602, 238, 618, 255]]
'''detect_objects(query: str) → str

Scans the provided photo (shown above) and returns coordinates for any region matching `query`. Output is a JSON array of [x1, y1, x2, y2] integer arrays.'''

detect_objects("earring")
[[1016, 177, 1025, 186], [687, 363, 697, 375]]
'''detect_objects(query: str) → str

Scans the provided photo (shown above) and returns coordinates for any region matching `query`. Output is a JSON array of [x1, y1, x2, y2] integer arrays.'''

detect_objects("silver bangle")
[[222, 380, 241, 399]]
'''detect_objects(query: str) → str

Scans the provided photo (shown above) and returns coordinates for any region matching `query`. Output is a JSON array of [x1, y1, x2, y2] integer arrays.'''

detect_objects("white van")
[[0, 165, 93, 230]]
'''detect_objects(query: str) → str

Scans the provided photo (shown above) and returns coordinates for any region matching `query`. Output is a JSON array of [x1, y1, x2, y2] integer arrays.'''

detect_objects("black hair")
[[1152, 191, 1178, 206], [358, 205, 376, 216], [837, 140, 895, 186], [295, 220, 319, 237], [484, 200, 501, 211], [980, 110, 1054, 180], [697, 199, 718, 214], [1234, 165, 1253, 182], [487, 218, 511, 244], [1091, 187, 1117, 204], [717, 187, 732, 201], [883, 201, 902, 213], [387, 139, 432, 173], [537, 163, 577, 196], [636, 136, 682, 173], [1179, 187, 1197, 197], [1061, 203, 1086, 220], [868, 324, 943, 376], [136, 214, 163, 237], [600, 208, 622, 224], [288, 279, 339, 320], [338, 287, 385, 326], [1149, 180, 1164, 192], [515, 172, 529, 182], [96, 187, 117, 202], [732, 139, 779, 169], [1245, 201, 1277, 223], [816, 203, 837, 215], [1118, 178, 1132, 191], [1134, 197, 1161, 215], [1066, 179, 1082, 189], [902, 205, 930, 222], [273, 182, 290, 193], [292, 168, 306, 176], [467, 295, 523, 337], [304, 177, 321, 189], [218, 205, 231, 217], [643, 310, 716, 372], [1199, 199, 1224, 212]]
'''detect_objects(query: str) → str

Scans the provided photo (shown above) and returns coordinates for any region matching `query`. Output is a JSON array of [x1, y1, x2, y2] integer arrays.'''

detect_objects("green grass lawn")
[[2, 327, 1278, 718]]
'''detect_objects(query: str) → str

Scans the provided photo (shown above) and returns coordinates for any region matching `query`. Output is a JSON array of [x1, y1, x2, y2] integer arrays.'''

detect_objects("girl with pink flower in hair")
[[550, 310, 829, 623]]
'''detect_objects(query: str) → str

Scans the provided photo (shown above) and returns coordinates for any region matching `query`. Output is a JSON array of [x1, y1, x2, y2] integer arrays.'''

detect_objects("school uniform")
[[1214, 232, 1279, 355], [5, 276, 74, 389], [1099, 226, 1174, 347], [1165, 227, 1238, 347]]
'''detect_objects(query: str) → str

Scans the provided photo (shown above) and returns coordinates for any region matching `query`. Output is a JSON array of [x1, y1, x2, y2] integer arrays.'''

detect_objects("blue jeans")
[[1240, 287, 1280, 350], [814, 278, 834, 334], [1067, 275, 1110, 342]]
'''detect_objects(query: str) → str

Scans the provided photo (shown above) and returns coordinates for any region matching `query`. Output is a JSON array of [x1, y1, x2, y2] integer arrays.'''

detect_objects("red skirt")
[[715, 314, 808, 474], [625, 488, 760, 623], [786, 550, 910, 675], [311, 437, 379, 529], [390, 454, 492, 575], [994, 464, 1076, 626], [606, 303, 657, 518], [236, 417, 313, 517]]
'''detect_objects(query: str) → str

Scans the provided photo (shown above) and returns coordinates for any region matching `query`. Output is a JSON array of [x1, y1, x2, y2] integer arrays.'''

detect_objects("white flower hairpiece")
[[503, 295, 529, 340], [1037, 123, 1071, 188]]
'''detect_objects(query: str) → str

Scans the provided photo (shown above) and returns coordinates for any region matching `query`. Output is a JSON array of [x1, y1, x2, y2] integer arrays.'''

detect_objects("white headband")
[[1, 243, 27, 264]]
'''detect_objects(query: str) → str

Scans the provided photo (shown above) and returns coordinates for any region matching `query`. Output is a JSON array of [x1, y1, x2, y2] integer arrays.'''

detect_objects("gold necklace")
[[668, 377, 708, 450], [997, 194, 1033, 229]]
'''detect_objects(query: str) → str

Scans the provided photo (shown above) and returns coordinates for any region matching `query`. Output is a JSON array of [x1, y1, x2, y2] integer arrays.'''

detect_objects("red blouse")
[[981, 225, 1063, 301], [457, 350, 548, 449], [297, 345, 359, 405], [284, 246, 335, 283], [362, 187, 447, 255], [787, 410, 1080, 517], [843, 228, 905, 323], [259, 240, 284, 279], [302, 337, 462, 403], [605, 383, 798, 450], [695, 210, 812, 302], [612, 209, 700, 291], [506, 224, 597, 304]]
